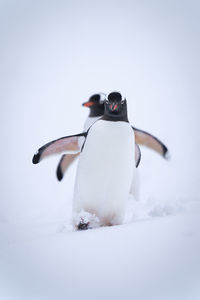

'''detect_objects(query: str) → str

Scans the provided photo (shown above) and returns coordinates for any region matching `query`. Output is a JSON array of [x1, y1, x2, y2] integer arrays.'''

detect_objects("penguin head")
[[104, 92, 128, 121], [82, 93, 106, 117]]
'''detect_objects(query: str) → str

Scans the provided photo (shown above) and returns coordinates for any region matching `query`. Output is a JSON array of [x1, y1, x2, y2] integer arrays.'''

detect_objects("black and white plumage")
[[56, 93, 106, 181], [73, 92, 141, 228], [56, 93, 169, 182], [32, 91, 169, 229], [33, 92, 142, 228]]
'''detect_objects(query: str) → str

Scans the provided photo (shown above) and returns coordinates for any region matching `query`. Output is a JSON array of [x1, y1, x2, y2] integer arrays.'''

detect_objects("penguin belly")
[[73, 120, 135, 226]]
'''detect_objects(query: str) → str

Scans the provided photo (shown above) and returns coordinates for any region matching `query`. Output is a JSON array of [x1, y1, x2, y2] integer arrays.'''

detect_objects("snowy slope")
[[0, 200, 200, 300]]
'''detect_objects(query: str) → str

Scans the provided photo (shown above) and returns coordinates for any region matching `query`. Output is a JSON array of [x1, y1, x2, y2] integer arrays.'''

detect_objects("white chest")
[[73, 120, 135, 225]]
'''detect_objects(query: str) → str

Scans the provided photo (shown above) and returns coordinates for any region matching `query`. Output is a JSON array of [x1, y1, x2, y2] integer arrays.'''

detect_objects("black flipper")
[[135, 143, 141, 168], [56, 153, 79, 181], [132, 127, 168, 158], [32, 133, 86, 164]]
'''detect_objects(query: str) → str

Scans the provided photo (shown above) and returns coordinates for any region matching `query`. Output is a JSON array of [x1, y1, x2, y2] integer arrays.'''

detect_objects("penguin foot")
[[77, 220, 90, 230], [74, 210, 100, 230]]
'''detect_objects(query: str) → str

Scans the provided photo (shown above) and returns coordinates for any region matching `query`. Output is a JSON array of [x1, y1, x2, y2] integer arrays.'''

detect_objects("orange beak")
[[82, 101, 94, 107]]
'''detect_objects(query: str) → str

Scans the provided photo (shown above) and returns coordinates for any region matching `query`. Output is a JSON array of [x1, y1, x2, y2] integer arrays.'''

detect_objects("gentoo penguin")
[[32, 92, 141, 229], [82, 93, 106, 129], [56, 93, 168, 182], [56, 93, 106, 181]]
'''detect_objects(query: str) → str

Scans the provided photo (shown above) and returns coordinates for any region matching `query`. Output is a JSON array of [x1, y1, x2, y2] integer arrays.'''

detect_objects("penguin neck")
[[101, 111, 129, 122], [89, 105, 104, 117]]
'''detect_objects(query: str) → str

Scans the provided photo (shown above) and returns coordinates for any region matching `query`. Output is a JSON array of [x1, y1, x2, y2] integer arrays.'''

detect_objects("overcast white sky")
[[0, 0, 199, 222]]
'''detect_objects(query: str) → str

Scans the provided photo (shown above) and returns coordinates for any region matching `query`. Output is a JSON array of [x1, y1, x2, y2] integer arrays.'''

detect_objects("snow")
[[0, 200, 200, 300], [0, 0, 200, 299]]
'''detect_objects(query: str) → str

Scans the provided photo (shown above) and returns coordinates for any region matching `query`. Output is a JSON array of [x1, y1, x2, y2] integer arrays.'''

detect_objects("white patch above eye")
[[99, 93, 106, 103], [120, 92, 126, 102]]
